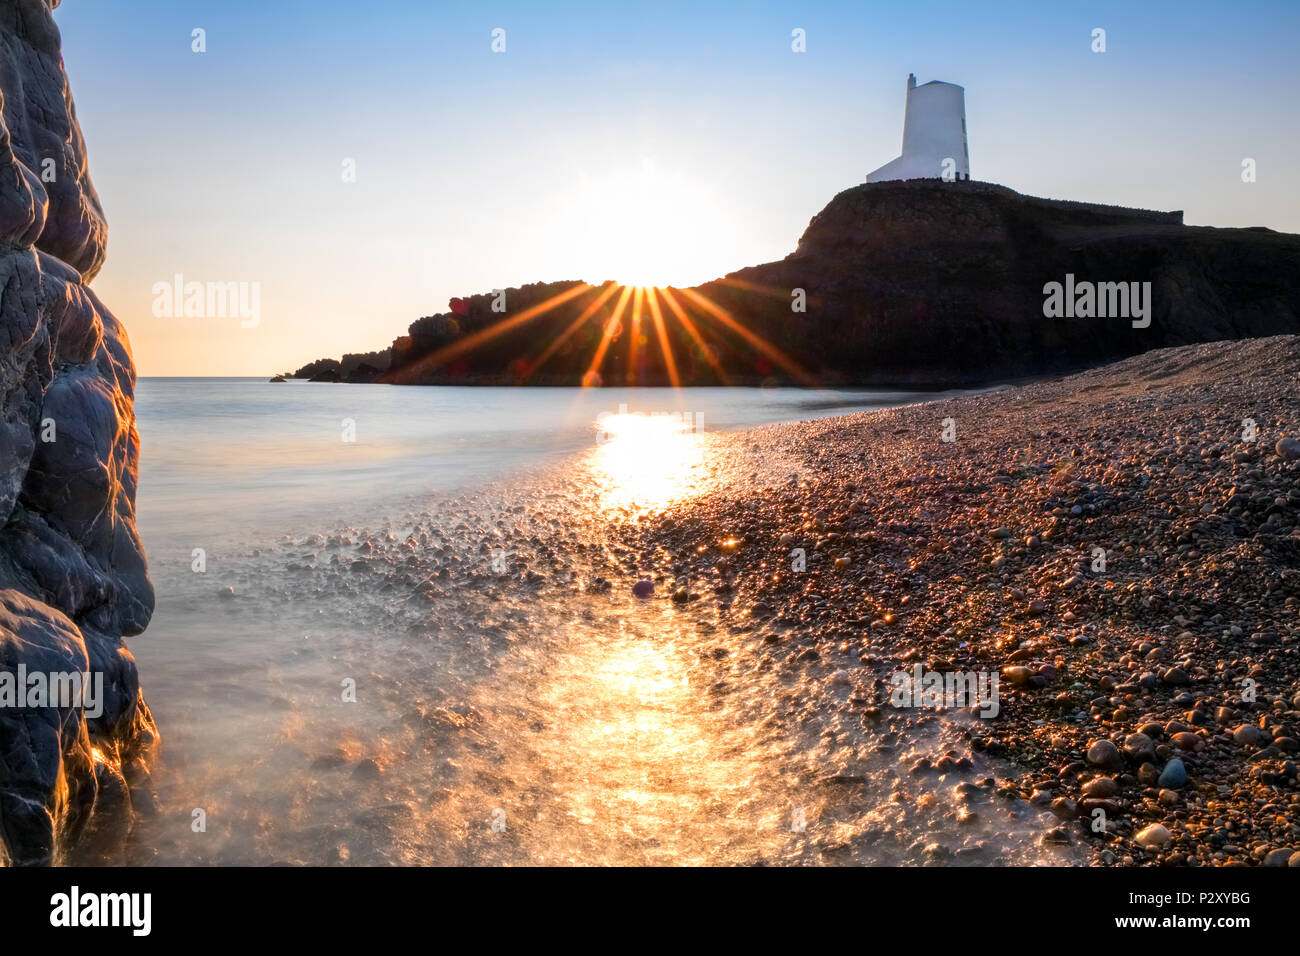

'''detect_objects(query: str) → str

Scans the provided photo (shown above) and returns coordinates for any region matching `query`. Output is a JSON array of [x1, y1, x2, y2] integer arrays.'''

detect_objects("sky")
[[53, 0, 1300, 376]]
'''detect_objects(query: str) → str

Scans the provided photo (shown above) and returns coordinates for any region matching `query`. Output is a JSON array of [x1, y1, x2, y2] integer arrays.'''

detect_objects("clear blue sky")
[[53, 0, 1300, 375]]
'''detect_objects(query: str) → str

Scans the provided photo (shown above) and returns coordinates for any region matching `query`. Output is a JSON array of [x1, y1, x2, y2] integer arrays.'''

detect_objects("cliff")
[[709, 180, 1300, 385], [298, 180, 1300, 387], [0, 0, 156, 865]]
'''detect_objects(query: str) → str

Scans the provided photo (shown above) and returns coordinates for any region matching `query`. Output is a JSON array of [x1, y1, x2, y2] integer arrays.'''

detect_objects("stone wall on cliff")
[[0, 0, 156, 866]]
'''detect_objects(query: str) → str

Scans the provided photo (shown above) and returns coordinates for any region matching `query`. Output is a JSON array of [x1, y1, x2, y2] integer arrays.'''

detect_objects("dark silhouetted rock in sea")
[[298, 180, 1300, 387]]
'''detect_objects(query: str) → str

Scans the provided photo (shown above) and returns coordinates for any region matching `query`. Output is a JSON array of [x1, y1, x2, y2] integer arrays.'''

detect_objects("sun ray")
[[382, 282, 593, 383], [627, 286, 646, 385], [655, 287, 729, 385], [677, 287, 815, 385], [644, 287, 680, 389], [585, 283, 635, 383], [715, 275, 812, 304], [522, 281, 621, 381]]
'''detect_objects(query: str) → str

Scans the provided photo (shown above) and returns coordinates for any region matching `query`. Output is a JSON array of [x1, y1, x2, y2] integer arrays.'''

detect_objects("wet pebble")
[[1233, 723, 1264, 746], [1276, 437, 1300, 460], [1123, 733, 1157, 764], [1083, 776, 1118, 798], [1157, 758, 1188, 789], [1136, 823, 1172, 847], [1086, 739, 1122, 769], [1263, 847, 1295, 866]]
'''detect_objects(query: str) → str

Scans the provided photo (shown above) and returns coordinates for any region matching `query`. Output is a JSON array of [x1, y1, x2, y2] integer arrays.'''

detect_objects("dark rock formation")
[[299, 180, 1300, 387], [705, 180, 1300, 385], [292, 357, 341, 380], [340, 348, 390, 375], [0, 0, 156, 866], [290, 349, 391, 383]]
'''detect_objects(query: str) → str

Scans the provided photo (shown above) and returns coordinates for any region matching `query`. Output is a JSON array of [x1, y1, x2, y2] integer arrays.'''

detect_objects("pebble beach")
[[629, 334, 1300, 866]]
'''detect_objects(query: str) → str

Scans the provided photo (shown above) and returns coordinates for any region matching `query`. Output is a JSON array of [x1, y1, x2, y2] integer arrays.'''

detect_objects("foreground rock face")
[[0, 0, 156, 865], [298, 180, 1300, 386]]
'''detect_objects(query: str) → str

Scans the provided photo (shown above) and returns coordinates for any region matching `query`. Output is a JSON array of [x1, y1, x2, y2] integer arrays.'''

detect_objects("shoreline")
[[282, 358, 1131, 392], [633, 334, 1300, 866]]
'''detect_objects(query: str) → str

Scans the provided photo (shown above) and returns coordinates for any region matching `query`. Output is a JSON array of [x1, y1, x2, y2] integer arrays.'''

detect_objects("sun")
[[386, 181, 818, 389], [564, 158, 737, 290]]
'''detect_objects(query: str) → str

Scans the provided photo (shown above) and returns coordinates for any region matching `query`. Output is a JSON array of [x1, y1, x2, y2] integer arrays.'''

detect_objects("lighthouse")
[[867, 74, 970, 183]]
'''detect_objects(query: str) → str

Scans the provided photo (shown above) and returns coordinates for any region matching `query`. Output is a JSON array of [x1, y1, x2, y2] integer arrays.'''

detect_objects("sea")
[[84, 378, 1072, 866]]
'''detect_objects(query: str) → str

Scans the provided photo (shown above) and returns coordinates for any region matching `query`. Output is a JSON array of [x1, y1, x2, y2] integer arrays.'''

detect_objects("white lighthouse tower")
[[867, 74, 970, 183]]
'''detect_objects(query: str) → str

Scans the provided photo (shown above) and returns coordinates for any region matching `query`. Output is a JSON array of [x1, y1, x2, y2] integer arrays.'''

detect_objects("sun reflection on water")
[[529, 613, 786, 865], [590, 411, 709, 518]]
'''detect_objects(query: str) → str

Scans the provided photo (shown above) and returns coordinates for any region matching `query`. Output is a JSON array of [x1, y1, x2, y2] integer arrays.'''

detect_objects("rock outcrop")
[[299, 180, 1300, 387], [0, 0, 156, 865], [706, 180, 1300, 385]]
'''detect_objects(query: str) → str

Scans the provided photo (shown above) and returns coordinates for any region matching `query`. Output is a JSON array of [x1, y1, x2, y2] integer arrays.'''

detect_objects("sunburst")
[[386, 278, 811, 388]]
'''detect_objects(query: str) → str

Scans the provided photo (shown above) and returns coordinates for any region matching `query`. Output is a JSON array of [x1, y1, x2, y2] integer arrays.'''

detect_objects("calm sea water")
[[132, 379, 952, 551], [100, 378, 1065, 866]]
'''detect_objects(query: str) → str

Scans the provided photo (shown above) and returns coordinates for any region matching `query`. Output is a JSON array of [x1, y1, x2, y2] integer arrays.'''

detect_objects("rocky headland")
[[0, 0, 156, 865], [295, 180, 1300, 387]]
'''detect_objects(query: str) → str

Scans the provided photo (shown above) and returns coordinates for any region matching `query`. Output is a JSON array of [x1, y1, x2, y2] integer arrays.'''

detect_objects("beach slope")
[[646, 334, 1300, 865]]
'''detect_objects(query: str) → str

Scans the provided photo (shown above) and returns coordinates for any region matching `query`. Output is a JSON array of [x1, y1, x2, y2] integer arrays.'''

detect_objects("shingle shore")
[[641, 335, 1300, 866]]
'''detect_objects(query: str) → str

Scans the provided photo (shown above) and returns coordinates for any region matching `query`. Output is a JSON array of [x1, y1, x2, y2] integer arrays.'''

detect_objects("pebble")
[[1123, 733, 1157, 763], [1136, 823, 1172, 847], [1083, 776, 1118, 798], [1263, 847, 1295, 867], [1233, 723, 1264, 746], [1003, 665, 1034, 686], [632, 579, 654, 598], [1087, 739, 1122, 769], [1049, 797, 1078, 820], [1276, 436, 1300, 460], [1157, 758, 1188, 789]]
